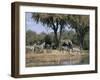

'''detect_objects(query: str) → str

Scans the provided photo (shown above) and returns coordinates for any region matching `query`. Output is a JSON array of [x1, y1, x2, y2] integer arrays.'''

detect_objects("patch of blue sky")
[[25, 12, 75, 34], [25, 12, 53, 34]]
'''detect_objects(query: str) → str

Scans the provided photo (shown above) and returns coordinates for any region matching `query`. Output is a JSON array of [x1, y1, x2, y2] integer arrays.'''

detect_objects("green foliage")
[[32, 13, 69, 47], [71, 34, 79, 45], [31, 13, 89, 49], [62, 30, 75, 39], [68, 15, 89, 49], [83, 32, 89, 50], [61, 30, 79, 45], [26, 30, 37, 45], [26, 30, 46, 45], [32, 13, 68, 29], [44, 35, 52, 44]]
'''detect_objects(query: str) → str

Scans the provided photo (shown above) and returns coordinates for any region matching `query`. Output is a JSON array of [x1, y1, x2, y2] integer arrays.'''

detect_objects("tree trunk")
[[79, 33, 84, 50], [80, 38, 83, 50], [59, 26, 63, 48], [54, 30, 59, 47]]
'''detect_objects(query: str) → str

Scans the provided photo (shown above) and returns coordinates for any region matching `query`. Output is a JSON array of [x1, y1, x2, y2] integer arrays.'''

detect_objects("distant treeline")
[[26, 29, 89, 50]]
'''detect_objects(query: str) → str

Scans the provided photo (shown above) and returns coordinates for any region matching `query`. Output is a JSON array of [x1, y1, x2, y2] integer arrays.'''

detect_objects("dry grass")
[[26, 49, 88, 67]]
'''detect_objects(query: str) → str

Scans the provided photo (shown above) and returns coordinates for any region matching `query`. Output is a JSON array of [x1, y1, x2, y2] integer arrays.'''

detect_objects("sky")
[[25, 12, 53, 34], [25, 12, 75, 34]]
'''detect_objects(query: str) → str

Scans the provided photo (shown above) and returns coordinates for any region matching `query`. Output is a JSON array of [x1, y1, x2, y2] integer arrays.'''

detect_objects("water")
[[26, 54, 89, 67]]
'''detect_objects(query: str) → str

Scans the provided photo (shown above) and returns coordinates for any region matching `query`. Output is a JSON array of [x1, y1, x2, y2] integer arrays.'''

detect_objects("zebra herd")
[[26, 39, 80, 54]]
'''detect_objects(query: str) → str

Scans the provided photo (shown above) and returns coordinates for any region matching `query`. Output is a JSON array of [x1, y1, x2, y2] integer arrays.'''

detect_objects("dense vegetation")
[[26, 13, 89, 50], [26, 30, 89, 50]]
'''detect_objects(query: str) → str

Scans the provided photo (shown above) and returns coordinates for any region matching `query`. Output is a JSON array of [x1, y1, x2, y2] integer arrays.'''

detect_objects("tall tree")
[[32, 13, 68, 47], [68, 15, 89, 50], [32, 13, 89, 50]]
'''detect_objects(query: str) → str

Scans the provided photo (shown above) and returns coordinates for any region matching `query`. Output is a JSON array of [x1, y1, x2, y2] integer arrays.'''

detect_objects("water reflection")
[[26, 53, 89, 67]]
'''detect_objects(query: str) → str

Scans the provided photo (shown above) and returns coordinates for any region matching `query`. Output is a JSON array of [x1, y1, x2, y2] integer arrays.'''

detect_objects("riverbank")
[[26, 50, 89, 67]]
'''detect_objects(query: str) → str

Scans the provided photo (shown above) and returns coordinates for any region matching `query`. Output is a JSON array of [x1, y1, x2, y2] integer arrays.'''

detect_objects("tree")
[[26, 30, 37, 45], [68, 15, 89, 50], [32, 13, 68, 47], [44, 35, 52, 44], [31, 13, 89, 50], [26, 30, 46, 45]]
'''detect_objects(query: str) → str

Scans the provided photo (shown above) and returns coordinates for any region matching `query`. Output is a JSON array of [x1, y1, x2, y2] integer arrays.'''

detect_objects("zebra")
[[26, 45, 35, 53], [34, 42, 45, 53]]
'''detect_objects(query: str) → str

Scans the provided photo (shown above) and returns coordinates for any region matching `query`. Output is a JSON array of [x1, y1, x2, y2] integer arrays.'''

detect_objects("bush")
[[44, 35, 52, 44]]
